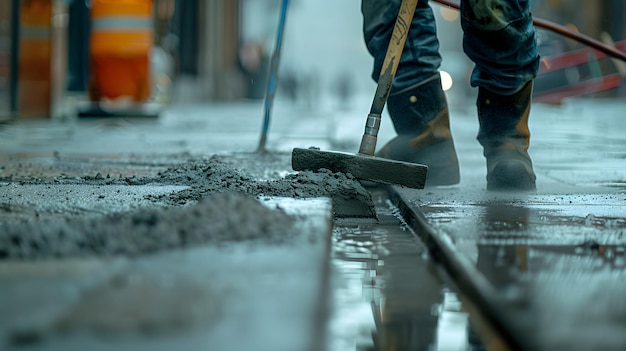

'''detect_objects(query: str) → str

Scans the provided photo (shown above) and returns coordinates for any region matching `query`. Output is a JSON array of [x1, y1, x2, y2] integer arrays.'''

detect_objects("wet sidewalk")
[[0, 100, 338, 351], [394, 98, 626, 350], [324, 96, 626, 350], [1, 95, 626, 350]]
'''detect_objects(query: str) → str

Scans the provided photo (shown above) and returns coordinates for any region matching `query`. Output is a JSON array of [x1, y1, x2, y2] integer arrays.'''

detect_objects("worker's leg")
[[461, 0, 540, 190], [362, 0, 460, 186]]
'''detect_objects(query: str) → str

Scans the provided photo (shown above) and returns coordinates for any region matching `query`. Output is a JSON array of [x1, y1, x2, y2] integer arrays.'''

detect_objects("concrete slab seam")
[[385, 186, 537, 351]]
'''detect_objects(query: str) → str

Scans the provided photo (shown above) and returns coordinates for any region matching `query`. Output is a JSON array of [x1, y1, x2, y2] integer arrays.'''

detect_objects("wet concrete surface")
[[0, 100, 381, 350], [0, 153, 375, 220], [1, 192, 299, 259], [395, 99, 626, 350], [1, 197, 332, 351], [329, 189, 484, 351], [1, 96, 626, 350]]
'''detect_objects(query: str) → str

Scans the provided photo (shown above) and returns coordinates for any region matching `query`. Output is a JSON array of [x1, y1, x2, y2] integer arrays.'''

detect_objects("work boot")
[[477, 80, 536, 191], [377, 73, 460, 186]]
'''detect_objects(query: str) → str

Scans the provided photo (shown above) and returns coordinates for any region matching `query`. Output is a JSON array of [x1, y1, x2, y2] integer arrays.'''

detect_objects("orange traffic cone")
[[18, 0, 53, 118], [89, 0, 153, 106]]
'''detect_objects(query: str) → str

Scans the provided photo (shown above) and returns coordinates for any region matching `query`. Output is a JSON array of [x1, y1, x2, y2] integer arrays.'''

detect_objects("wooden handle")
[[359, 0, 418, 156], [371, 0, 418, 115]]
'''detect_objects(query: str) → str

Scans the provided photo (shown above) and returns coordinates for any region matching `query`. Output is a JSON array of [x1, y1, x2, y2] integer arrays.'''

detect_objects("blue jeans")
[[361, 0, 540, 95]]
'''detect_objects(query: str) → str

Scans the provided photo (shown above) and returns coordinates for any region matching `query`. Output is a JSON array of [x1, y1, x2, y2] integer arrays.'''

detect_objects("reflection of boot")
[[377, 73, 460, 186], [477, 80, 536, 191]]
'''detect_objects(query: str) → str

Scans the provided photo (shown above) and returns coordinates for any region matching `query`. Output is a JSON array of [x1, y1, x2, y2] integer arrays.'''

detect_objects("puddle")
[[328, 191, 484, 350], [411, 189, 626, 350]]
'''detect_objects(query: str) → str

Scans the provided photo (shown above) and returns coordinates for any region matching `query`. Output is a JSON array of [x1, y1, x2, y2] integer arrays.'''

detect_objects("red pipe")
[[432, 0, 626, 62]]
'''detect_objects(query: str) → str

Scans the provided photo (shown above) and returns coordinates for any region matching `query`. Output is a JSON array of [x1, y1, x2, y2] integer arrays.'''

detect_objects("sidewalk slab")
[[1, 197, 332, 351], [395, 98, 626, 350]]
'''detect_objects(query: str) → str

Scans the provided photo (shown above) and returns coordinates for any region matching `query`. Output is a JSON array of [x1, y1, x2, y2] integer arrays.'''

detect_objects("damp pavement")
[[0, 95, 625, 350]]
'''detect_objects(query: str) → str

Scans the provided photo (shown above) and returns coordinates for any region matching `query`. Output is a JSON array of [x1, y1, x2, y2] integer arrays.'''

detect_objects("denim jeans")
[[361, 0, 540, 95]]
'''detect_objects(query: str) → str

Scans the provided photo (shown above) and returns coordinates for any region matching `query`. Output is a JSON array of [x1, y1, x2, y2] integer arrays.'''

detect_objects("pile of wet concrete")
[[0, 154, 375, 259]]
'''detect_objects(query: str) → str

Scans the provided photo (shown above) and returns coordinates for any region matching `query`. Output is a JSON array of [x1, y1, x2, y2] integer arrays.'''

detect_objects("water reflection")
[[434, 290, 471, 351], [475, 203, 626, 287], [328, 224, 380, 351], [472, 202, 626, 349], [329, 193, 484, 351]]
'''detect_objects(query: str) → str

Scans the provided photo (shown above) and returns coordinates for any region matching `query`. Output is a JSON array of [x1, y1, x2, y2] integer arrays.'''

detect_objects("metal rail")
[[386, 186, 538, 351]]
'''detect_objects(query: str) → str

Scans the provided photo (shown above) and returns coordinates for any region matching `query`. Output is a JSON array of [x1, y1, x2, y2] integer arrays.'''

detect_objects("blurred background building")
[[0, 0, 624, 120]]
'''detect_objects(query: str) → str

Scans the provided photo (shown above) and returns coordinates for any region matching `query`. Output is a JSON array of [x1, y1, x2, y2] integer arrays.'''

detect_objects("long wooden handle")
[[372, 0, 418, 115], [359, 0, 419, 156]]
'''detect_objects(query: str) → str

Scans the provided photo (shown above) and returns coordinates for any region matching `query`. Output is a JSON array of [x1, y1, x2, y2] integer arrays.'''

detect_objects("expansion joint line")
[[384, 186, 535, 351]]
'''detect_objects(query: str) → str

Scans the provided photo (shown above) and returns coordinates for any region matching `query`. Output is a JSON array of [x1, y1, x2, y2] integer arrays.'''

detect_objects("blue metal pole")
[[256, 0, 289, 153]]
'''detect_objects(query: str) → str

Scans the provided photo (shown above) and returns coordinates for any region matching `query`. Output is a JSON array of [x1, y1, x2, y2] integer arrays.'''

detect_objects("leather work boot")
[[477, 80, 536, 191], [377, 73, 460, 186]]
